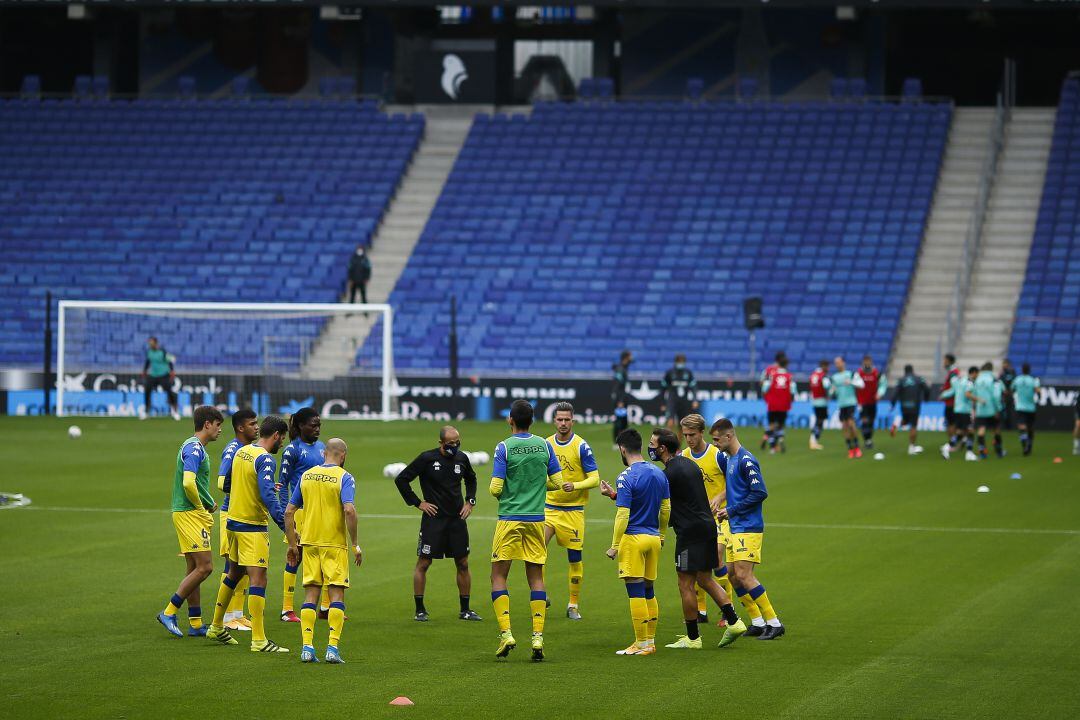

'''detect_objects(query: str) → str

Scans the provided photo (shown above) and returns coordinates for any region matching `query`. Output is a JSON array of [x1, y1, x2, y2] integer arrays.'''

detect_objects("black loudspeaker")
[[743, 297, 765, 330]]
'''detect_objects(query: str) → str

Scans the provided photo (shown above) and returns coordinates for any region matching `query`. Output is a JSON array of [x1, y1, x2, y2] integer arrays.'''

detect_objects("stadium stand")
[[361, 100, 951, 376], [0, 96, 423, 371], [1008, 77, 1080, 380]]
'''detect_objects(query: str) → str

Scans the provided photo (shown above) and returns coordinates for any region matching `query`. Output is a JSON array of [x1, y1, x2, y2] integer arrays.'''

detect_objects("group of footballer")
[[158, 397, 782, 662], [756, 350, 1050, 461]]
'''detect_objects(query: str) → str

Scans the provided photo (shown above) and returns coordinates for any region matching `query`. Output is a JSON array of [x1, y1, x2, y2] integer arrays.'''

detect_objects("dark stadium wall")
[[0, 7, 95, 94], [5, 372, 1077, 432]]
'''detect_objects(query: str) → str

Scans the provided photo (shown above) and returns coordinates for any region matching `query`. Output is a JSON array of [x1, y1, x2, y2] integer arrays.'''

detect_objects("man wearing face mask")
[[394, 426, 481, 622], [661, 354, 699, 429]]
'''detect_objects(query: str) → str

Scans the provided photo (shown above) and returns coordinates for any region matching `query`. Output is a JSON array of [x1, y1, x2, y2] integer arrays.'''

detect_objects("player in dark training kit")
[[394, 425, 480, 622], [889, 365, 930, 455], [646, 428, 746, 650], [660, 354, 698, 429], [856, 355, 886, 450]]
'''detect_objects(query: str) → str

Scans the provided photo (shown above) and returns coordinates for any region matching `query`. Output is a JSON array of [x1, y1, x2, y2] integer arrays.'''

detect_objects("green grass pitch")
[[2, 417, 1078, 719]]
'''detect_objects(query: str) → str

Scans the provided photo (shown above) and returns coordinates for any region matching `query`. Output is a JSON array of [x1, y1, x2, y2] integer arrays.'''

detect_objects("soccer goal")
[[55, 301, 396, 420]]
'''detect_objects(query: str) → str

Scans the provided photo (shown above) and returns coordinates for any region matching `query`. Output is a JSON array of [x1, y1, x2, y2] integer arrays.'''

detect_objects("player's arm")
[[545, 440, 564, 490], [462, 454, 478, 504], [658, 498, 671, 542], [393, 455, 425, 507], [851, 373, 865, 389], [276, 445, 296, 508], [489, 442, 507, 498], [608, 473, 631, 555], [877, 374, 887, 399], [1034, 378, 1042, 401], [571, 442, 600, 491], [341, 472, 362, 566], [761, 378, 771, 394], [256, 455, 286, 530], [282, 483, 300, 557], [217, 446, 235, 493]]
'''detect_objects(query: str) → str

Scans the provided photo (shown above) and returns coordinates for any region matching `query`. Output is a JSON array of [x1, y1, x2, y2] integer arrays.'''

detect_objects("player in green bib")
[[1010, 364, 1042, 456], [489, 399, 564, 661], [158, 406, 223, 638]]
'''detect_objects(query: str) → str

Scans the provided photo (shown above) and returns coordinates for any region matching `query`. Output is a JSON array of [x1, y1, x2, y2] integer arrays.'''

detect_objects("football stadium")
[[1, 1, 1079, 717]]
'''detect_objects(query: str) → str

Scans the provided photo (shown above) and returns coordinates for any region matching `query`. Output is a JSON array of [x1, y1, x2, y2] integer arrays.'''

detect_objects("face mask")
[[675, 363, 685, 370], [443, 444, 459, 456], [647, 447, 660, 462]]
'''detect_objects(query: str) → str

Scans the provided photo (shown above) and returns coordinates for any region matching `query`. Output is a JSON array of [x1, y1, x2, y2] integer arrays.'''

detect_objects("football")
[[68, 425, 82, 439]]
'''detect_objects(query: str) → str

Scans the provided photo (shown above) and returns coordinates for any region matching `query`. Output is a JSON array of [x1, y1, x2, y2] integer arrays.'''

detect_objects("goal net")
[[55, 301, 396, 419]]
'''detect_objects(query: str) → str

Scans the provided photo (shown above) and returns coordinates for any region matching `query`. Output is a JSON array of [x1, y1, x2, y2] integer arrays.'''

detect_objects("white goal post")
[[55, 301, 395, 420]]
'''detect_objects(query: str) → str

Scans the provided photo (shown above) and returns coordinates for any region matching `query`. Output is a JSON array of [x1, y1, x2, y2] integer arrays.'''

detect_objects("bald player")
[[285, 438, 362, 664], [394, 426, 481, 621]]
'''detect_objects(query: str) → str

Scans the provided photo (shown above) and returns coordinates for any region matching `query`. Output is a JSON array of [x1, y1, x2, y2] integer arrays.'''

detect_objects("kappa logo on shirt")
[[433, 461, 441, 471]]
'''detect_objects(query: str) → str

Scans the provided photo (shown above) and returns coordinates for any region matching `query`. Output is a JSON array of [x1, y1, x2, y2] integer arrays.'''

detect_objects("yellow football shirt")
[[545, 433, 600, 507], [227, 444, 277, 527], [293, 464, 355, 549], [681, 444, 726, 506]]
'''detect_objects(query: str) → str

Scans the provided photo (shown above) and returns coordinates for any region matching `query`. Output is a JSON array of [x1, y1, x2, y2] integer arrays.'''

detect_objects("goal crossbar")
[[55, 300, 395, 420]]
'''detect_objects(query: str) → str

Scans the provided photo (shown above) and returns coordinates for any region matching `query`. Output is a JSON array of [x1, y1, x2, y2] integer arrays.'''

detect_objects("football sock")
[[644, 585, 658, 642], [188, 606, 203, 630], [775, 429, 785, 446], [626, 582, 648, 644], [685, 620, 700, 641], [328, 602, 345, 647], [949, 434, 959, 448], [530, 591, 547, 634], [735, 585, 762, 623], [300, 603, 317, 647], [568, 550, 583, 606], [227, 574, 248, 615], [282, 564, 298, 613], [164, 593, 183, 617], [319, 585, 330, 612], [813, 423, 823, 440], [459, 595, 470, 613], [492, 590, 510, 632], [248, 586, 266, 643], [749, 584, 779, 624], [414, 595, 426, 614], [212, 575, 237, 627], [696, 585, 708, 615], [720, 603, 740, 626], [978, 437, 986, 453], [1019, 432, 1029, 451]]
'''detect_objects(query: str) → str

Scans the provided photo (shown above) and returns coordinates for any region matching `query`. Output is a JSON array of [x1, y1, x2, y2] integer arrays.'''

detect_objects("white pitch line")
[[15, 506, 1080, 536]]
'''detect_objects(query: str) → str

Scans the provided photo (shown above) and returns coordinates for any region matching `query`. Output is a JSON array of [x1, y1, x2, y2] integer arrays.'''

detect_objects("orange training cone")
[[390, 697, 415, 707]]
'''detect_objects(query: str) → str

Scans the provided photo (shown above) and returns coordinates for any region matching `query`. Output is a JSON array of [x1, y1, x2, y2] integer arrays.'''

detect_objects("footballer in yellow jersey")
[[206, 415, 290, 654], [680, 414, 736, 625], [285, 438, 361, 664], [544, 402, 600, 619], [215, 408, 259, 632]]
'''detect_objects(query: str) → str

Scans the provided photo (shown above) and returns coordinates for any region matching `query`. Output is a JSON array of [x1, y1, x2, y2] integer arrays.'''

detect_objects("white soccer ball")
[[68, 425, 82, 439], [977, 485, 990, 493], [873, 452, 885, 461], [382, 462, 406, 478], [474, 451, 490, 466]]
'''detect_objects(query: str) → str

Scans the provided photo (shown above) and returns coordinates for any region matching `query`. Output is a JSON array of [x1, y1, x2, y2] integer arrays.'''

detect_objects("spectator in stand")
[[348, 246, 372, 304]]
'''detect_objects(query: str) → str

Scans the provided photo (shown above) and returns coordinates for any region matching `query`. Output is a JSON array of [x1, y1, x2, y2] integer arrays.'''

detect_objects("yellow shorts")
[[728, 532, 764, 564], [282, 507, 304, 544], [544, 507, 585, 549], [491, 520, 547, 564], [218, 512, 231, 558], [301, 545, 350, 588], [617, 533, 661, 581], [173, 509, 213, 554], [227, 529, 270, 568], [718, 517, 733, 551]]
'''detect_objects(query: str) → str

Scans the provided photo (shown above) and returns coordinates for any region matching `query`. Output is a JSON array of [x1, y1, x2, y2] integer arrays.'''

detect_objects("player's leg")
[[1073, 416, 1080, 455], [413, 556, 432, 620], [455, 549, 480, 620], [992, 417, 1004, 457], [245, 564, 285, 652], [696, 571, 746, 646], [166, 381, 179, 420], [207, 557, 244, 645], [281, 538, 300, 622], [300, 584, 321, 662], [618, 576, 651, 654], [491, 556, 514, 654], [810, 407, 825, 449], [671, 570, 703, 646], [560, 511, 585, 618], [324, 584, 347, 663], [525, 561, 548, 659], [730, 539, 782, 639]]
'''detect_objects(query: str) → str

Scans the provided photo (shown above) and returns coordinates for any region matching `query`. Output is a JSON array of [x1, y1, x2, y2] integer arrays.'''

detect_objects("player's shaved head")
[[324, 437, 348, 461], [439, 425, 459, 442]]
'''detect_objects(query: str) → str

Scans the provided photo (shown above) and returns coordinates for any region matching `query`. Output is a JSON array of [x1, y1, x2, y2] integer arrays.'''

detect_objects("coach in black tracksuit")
[[394, 425, 481, 622]]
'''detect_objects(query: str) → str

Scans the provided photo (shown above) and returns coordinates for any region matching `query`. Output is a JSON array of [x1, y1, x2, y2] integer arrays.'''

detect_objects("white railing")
[[935, 94, 1008, 380]]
